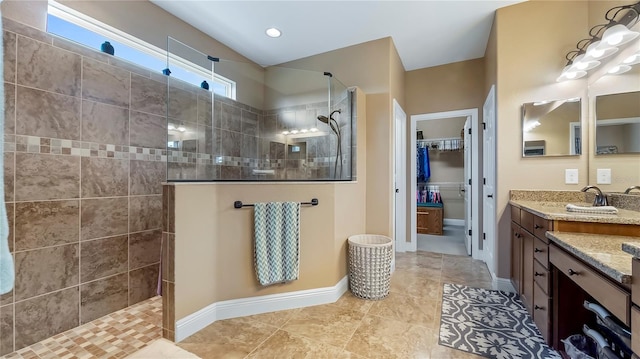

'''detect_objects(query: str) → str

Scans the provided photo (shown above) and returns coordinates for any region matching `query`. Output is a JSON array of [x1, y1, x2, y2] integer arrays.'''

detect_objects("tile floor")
[[177, 251, 493, 358], [2, 251, 494, 359], [0, 297, 162, 359], [417, 225, 468, 256]]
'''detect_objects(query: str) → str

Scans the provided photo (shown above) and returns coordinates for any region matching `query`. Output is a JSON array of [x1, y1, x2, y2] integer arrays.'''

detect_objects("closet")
[[416, 134, 464, 236]]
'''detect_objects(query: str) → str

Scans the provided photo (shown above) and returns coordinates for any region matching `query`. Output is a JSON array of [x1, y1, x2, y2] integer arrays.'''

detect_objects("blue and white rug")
[[439, 283, 561, 359]]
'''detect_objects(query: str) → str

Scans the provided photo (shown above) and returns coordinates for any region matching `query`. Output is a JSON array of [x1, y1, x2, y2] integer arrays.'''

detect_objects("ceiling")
[[151, 1, 525, 71]]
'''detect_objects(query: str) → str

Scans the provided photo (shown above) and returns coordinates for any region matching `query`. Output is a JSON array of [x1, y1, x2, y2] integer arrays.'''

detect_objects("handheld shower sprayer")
[[316, 109, 343, 178]]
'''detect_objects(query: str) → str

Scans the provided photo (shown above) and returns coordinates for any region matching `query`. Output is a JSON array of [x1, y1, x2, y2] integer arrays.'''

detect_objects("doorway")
[[409, 109, 481, 260]]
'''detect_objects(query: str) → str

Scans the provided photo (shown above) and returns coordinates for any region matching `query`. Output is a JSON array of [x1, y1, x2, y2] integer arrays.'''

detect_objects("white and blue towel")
[[0, 8, 15, 296], [254, 202, 300, 286]]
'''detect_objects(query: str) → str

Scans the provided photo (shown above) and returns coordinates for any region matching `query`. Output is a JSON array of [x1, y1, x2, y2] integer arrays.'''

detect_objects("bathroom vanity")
[[509, 190, 640, 355]]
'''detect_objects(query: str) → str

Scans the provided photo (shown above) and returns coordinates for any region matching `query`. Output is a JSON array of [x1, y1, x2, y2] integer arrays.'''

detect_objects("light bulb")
[[177, 126, 186, 132], [300, 128, 308, 133], [282, 130, 290, 135], [623, 53, 640, 66], [607, 65, 631, 75], [601, 24, 639, 47], [310, 127, 318, 132], [290, 129, 299, 134]]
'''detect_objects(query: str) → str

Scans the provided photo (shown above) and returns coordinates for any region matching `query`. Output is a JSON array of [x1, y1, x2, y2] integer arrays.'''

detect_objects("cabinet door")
[[511, 222, 522, 294], [522, 230, 534, 314]]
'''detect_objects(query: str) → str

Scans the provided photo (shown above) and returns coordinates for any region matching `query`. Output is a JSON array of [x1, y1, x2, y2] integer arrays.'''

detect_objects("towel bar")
[[234, 198, 319, 209]]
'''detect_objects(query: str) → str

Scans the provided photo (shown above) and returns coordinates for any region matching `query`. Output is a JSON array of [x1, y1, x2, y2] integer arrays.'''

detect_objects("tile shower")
[[1, 18, 165, 355], [0, 13, 355, 356]]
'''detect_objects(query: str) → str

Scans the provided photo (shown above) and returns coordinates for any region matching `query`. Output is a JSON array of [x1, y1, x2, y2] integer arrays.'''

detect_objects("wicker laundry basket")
[[348, 234, 393, 300]]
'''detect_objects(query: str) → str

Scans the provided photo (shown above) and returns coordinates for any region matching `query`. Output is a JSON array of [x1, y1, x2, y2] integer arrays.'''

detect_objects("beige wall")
[[278, 37, 393, 95], [175, 88, 368, 320], [404, 58, 486, 117], [390, 40, 406, 109], [365, 93, 393, 236], [494, 1, 589, 278]]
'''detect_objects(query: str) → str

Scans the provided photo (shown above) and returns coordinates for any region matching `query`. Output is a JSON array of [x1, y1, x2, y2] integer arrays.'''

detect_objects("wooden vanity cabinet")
[[417, 206, 443, 235], [511, 205, 553, 343]]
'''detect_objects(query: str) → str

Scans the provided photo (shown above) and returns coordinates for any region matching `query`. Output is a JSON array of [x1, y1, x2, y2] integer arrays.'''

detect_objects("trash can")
[[348, 234, 393, 300], [562, 334, 597, 359]]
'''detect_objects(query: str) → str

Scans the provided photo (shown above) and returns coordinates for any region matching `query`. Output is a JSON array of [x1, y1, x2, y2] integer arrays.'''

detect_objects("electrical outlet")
[[565, 169, 579, 184], [597, 168, 612, 184]]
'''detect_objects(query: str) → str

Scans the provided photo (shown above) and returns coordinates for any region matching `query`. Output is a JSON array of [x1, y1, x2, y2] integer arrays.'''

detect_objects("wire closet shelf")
[[417, 137, 464, 151]]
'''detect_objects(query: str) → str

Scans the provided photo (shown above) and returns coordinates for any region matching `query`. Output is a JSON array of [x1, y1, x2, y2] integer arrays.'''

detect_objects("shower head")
[[317, 115, 330, 124]]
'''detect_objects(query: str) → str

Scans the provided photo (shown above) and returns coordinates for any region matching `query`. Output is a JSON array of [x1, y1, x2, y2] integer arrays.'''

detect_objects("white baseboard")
[[175, 276, 349, 342], [493, 276, 516, 293], [443, 218, 465, 226]]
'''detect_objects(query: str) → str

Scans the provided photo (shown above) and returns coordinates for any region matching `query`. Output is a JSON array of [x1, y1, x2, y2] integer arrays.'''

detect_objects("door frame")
[[410, 109, 481, 259], [393, 99, 407, 257], [483, 85, 498, 278]]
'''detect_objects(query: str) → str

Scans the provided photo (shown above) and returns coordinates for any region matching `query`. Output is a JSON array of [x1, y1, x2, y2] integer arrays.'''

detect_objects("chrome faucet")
[[624, 185, 640, 194], [581, 185, 609, 206]]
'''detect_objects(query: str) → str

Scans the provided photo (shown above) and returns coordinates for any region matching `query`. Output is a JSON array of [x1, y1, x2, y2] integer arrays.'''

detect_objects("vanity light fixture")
[[558, 1, 640, 81], [265, 27, 282, 38]]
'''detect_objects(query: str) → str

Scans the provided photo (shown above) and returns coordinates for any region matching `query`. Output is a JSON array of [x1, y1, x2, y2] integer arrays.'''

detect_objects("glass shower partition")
[[166, 37, 354, 181]]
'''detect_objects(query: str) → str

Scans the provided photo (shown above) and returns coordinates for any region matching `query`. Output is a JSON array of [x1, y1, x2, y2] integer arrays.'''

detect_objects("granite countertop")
[[622, 242, 640, 257], [546, 231, 640, 284], [510, 200, 640, 225]]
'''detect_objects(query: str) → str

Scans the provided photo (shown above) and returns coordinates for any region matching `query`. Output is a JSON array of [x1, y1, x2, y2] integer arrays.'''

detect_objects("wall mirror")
[[521, 98, 582, 157], [595, 91, 640, 154]]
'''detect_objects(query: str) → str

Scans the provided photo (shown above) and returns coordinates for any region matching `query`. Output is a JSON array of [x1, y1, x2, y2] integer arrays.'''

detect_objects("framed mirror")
[[521, 98, 582, 157], [595, 91, 640, 155]]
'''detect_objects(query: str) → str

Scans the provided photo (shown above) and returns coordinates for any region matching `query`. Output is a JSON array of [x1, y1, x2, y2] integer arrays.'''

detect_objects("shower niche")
[[165, 38, 355, 182]]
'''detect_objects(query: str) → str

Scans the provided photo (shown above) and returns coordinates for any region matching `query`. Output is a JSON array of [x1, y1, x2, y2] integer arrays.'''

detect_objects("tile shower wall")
[[0, 18, 166, 355]]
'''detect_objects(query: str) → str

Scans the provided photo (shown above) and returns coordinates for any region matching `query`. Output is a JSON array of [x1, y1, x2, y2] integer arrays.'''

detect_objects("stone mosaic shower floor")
[[1, 296, 162, 359]]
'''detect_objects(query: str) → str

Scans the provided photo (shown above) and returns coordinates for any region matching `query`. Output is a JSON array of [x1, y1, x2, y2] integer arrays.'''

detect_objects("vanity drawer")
[[534, 259, 550, 295], [533, 282, 551, 343], [533, 216, 552, 242], [550, 244, 630, 326], [511, 206, 521, 225], [521, 210, 534, 234], [533, 237, 549, 269]]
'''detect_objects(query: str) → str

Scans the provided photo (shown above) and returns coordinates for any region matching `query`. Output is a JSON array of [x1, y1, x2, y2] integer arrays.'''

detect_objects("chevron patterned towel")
[[254, 202, 300, 286]]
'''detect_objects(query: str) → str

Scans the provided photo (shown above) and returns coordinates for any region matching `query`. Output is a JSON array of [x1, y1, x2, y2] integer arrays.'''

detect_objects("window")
[[46, 0, 236, 99]]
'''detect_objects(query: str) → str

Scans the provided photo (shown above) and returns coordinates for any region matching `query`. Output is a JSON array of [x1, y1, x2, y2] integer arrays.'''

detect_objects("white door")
[[482, 85, 497, 276], [393, 99, 407, 258], [463, 118, 472, 256]]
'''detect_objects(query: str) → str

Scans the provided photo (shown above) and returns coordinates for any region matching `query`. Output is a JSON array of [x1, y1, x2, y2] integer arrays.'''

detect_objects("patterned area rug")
[[439, 283, 561, 359]]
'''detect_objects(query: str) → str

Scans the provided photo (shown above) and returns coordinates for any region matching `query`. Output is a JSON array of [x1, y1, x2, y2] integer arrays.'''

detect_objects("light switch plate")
[[565, 169, 579, 184], [597, 168, 612, 184], [564, 168, 578, 184]]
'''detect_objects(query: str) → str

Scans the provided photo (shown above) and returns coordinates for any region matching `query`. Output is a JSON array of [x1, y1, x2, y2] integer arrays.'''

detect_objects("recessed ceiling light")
[[265, 27, 281, 38]]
